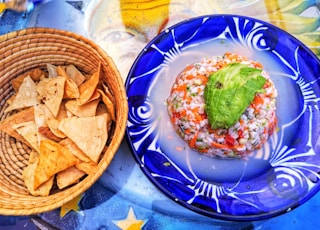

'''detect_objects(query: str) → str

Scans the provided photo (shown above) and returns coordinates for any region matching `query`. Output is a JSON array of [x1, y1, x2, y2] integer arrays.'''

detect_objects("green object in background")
[[204, 63, 266, 129]]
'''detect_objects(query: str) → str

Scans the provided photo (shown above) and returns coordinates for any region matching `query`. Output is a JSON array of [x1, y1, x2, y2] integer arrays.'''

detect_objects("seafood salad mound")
[[166, 53, 277, 158]]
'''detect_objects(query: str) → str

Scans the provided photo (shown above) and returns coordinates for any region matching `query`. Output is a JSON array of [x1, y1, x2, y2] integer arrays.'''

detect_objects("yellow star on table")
[[60, 194, 82, 218], [113, 207, 146, 230]]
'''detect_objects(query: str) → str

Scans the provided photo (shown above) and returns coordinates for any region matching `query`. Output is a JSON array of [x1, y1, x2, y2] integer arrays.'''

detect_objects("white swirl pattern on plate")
[[126, 15, 320, 220]]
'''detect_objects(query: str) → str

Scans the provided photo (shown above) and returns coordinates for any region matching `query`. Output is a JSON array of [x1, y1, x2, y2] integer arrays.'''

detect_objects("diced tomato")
[[226, 134, 235, 146], [189, 132, 199, 148], [238, 130, 243, 138], [253, 95, 264, 105]]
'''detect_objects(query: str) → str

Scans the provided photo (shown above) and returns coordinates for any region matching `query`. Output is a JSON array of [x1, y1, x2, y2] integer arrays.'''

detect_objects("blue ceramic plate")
[[125, 15, 320, 221]]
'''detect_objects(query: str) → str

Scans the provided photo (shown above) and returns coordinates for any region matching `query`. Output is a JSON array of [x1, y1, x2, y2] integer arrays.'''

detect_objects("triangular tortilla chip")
[[96, 103, 108, 115], [55, 101, 68, 120], [12, 121, 39, 152], [23, 157, 54, 196], [38, 126, 63, 142], [65, 99, 99, 117], [34, 139, 78, 190], [36, 77, 66, 117], [28, 149, 39, 164], [33, 101, 66, 143], [77, 64, 101, 105], [87, 90, 101, 104], [56, 66, 80, 99], [42, 102, 67, 139], [46, 63, 58, 78], [59, 138, 91, 162], [96, 104, 113, 132], [46, 118, 66, 139], [65, 64, 86, 86], [97, 89, 115, 121], [5, 94, 16, 106], [11, 68, 46, 92], [64, 78, 80, 99], [33, 104, 49, 144], [0, 107, 34, 145], [75, 161, 98, 175], [56, 166, 86, 189], [102, 83, 114, 103], [58, 114, 108, 163], [5, 76, 40, 113], [56, 65, 69, 78]]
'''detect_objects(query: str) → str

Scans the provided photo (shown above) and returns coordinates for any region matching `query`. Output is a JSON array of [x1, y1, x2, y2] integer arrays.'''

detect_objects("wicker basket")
[[0, 28, 128, 215]]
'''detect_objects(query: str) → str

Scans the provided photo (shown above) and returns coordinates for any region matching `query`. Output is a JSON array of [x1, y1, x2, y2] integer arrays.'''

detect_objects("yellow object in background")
[[295, 31, 320, 56], [0, 3, 7, 13], [260, 13, 320, 34], [60, 194, 82, 217], [120, 0, 170, 38], [0, 0, 36, 13]]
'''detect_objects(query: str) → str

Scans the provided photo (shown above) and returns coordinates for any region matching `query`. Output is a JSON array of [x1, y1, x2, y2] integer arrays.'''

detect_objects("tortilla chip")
[[102, 83, 114, 103], [97, 89, 115, 121], [96, 103, 108, 115], [75, 161, 98, 175], [33, 104, 47, 127], [38, 126, 63, 142], [65, 64, 86, 86], [28, 150, 39, 164], [55, 101, 68, 119], [59, 138, 91, 162], [58, 114, 108, 163], [87, 90, 101, 103], [36, 77, 66, 117], [96, 104, 113, 132], [23, 157, 54, 196], [57, 166, 86, 189], [34, 139, 78, 190], [46, 63, 58, 78], [77, 64, 101, 105], [56, 66, 80, 99], [12, 121, 39, 152], [33, 104, 49, 144], [56, 65, 68, 78], [5, 94, 16, 106], [0, 107, 34, 145], [33, 103, 66, 143], [64, 78, 80, 99], [46, 118, 66, 139], [44, 102, 68, 139], [11, 68, 46, 92], [5, 76, 40, 113], [65, 99, 99, 117]]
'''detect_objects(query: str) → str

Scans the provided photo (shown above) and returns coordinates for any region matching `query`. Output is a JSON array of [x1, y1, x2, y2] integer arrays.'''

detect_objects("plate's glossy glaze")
[[125, 15, 320, 221]]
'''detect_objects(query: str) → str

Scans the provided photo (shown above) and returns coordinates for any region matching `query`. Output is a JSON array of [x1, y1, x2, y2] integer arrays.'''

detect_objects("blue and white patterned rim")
[[125, 14, 320, 221]]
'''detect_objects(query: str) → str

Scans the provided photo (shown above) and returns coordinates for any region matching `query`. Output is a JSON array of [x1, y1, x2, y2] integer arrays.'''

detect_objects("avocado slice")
[[204, 63, 266, 129]]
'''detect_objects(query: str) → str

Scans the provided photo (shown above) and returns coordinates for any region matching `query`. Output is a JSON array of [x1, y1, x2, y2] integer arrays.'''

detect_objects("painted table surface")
[[0, 0, 320, 229]]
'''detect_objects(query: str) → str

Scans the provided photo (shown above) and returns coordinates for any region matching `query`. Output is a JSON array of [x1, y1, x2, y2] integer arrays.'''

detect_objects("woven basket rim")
[[0, 27, 128, 215]]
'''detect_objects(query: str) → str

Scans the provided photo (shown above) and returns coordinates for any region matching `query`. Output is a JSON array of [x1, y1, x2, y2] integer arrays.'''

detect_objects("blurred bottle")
[[0, 0, 48, 13]]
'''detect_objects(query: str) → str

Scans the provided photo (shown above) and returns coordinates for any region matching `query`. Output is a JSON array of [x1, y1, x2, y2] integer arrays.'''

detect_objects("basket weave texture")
[[0, 28, 128, 215]]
